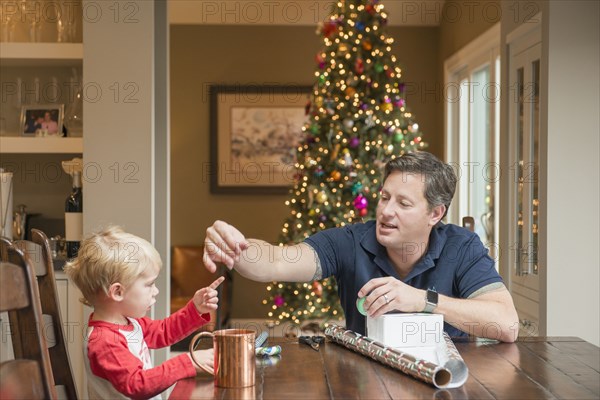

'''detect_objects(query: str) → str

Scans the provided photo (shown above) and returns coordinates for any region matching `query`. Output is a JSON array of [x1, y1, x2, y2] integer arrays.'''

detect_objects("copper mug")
[[189, 329, 256, 388]]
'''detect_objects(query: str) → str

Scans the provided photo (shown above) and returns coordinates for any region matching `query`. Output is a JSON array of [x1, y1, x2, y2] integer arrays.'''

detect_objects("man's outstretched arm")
[[203, 220, 320, 282]]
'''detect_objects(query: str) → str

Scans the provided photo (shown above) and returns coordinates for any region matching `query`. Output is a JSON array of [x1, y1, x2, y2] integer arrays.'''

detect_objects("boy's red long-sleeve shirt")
[[84, 300, 209, 399]]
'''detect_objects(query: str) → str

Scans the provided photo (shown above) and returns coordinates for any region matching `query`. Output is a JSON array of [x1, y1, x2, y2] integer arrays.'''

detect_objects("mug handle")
[[189, 331, 214, 375]]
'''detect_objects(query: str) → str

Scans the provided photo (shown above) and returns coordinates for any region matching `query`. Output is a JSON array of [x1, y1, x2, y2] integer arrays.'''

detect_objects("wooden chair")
[[2, 232, 78, 399], [0, 255, 57, 399], [462, 216, 475, 232]]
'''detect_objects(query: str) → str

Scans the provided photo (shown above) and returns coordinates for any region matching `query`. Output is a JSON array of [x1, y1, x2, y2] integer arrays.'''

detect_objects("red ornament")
[[293, 172, 304, 182], [312, 281, 323, 296], [322, 21, 337, 38], [360, 208, 368, 217], [355, 58, 364, 74]]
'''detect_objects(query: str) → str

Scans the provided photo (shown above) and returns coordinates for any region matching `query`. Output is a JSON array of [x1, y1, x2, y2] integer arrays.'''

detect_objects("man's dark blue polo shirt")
[[304, 220, 503, 338]]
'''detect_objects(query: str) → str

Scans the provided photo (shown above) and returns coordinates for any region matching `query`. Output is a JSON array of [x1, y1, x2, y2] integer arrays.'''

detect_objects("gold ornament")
[[316, 191, 328, 204], [381, 102, 393, 112]]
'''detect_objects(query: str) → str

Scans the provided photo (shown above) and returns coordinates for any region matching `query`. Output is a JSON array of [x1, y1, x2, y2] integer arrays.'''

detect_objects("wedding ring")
[[383, 294, 390, 304]]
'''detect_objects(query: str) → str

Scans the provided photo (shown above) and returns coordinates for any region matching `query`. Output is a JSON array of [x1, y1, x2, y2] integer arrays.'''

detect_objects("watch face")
[[427, 289, 438, 305]]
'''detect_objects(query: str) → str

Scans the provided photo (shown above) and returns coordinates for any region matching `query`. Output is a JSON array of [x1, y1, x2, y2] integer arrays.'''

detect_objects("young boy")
[[65, 226, 223, 399]]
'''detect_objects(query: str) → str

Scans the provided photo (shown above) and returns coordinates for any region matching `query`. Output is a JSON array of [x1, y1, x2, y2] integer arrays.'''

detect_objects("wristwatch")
[[423, 289, 438, 313]]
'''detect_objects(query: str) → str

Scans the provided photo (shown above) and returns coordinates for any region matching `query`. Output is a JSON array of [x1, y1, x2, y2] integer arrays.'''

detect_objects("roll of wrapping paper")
[[325, 325, 453, 389], [437, 332, 469, 388]]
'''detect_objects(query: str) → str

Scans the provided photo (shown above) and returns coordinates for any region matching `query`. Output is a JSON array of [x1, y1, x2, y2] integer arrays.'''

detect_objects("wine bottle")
[[65, 171, 83, 259]]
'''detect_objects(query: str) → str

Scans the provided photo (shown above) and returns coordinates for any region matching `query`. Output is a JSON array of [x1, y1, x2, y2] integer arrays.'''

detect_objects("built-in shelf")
[[0, 136, 82, 154], [0, 43, 83, 66]]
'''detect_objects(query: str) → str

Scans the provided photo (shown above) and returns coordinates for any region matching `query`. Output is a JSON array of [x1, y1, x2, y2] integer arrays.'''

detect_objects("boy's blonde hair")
[[64, 225, 162, 306]]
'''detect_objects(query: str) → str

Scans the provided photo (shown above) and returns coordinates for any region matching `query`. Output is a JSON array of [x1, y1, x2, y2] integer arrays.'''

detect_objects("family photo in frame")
[[20, 104, 64, 137]]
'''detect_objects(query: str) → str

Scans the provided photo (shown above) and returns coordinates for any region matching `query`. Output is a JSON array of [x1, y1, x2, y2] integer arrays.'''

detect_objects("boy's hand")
[[193, 276, 225, 315], [188, 348, 214, 375]]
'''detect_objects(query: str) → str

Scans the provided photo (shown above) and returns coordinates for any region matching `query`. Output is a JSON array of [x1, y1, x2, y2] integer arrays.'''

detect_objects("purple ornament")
[[354, 195, 368, 210], [360, 103, 368, 111], [319, 214, 327, 222], [349, 137, 360, 148], [394, 98, 405, 108], [274, 295, 284, 307]]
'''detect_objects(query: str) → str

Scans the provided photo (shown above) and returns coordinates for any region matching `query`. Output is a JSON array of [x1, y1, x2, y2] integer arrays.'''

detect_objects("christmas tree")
[[264, 0, 427, 326]]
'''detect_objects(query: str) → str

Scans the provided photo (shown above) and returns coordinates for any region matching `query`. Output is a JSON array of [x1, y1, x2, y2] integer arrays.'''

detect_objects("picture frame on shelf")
[[20, 104, 64, 137], [210, 85, 312, 194]]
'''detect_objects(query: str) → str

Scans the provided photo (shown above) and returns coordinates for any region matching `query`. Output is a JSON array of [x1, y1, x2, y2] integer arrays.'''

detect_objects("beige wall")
[[170, 24, 439, 318]]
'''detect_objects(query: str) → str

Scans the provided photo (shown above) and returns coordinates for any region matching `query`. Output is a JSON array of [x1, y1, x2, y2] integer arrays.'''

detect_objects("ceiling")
[[169, 0, 445, 26]]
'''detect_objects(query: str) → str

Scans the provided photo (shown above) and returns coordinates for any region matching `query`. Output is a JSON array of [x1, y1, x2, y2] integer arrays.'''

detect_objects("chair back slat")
[[462, 216, 475, 232], [0, 263, 30, 311], [0, 359, 46, 399], [31, 229, 79, 400]]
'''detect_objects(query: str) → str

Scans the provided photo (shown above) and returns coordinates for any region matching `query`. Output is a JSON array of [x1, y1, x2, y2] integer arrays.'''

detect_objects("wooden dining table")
[[169, 336, 599, 399]]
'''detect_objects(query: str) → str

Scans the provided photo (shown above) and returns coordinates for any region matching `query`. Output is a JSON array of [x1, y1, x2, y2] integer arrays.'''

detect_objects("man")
[[203, 151, 519, 342], [41, 111, 58, 134]]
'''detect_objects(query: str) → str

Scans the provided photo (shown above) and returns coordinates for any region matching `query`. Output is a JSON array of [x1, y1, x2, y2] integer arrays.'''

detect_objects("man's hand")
[[202, 220, 319, 283], [193, 276, 225, 314], [203, 220, 249, 272], [358, 277, 425, 317]]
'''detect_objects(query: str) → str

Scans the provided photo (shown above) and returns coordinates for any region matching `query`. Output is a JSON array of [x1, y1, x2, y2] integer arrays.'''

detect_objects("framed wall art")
[[210, 85, 312, 194]]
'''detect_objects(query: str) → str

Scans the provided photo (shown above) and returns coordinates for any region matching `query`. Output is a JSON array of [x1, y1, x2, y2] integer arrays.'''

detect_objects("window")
[[444, 24, 500, 260]]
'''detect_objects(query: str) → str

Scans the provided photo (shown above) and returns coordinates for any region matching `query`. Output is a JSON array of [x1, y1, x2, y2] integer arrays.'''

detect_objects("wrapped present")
[[366, 312, 444, 348]]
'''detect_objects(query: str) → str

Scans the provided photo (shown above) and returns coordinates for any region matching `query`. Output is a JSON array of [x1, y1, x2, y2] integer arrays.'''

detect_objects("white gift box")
[[366, 313, 444, 349]]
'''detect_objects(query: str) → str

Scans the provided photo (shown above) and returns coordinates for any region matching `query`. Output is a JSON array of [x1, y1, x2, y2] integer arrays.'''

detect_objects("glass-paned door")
[[508, 38, 541, 336]]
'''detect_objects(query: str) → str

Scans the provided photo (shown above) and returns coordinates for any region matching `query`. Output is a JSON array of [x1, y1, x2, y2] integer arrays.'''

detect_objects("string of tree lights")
[[264, 0, 427, 326]]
